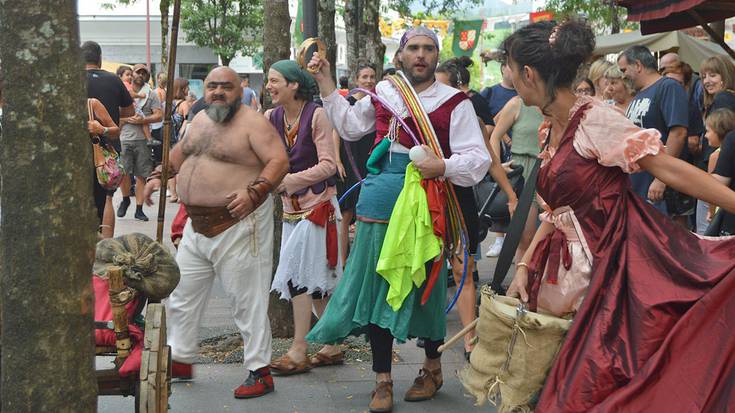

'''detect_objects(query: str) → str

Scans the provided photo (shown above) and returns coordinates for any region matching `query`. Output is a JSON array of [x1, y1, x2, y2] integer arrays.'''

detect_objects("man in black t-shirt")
[[83, 41, 134, 136], [82, 41, 135, 235], [619, 46, 690, 225]]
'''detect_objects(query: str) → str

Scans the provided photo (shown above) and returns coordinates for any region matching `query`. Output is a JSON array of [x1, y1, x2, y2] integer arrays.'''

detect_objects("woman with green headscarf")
[[265, 60, 345, 375]]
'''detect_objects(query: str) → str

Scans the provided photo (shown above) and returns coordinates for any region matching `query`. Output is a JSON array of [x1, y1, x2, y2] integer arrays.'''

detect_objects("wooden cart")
[[95, 266, 171, 412]]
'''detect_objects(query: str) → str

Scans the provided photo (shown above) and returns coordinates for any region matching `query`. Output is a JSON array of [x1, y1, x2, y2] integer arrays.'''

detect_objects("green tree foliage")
[[543, 0, 636, 35], [389, 0, 482, 18], [180, 0, 264, 66]]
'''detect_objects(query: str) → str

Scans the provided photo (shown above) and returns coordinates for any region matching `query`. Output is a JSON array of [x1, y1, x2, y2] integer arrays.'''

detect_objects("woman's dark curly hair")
[[502, 20, 595, 111]]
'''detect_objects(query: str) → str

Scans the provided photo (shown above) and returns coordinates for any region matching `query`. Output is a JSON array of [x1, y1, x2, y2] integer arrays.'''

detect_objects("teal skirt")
[[306, 222, 447, 343], [306, 152, 447, 344]]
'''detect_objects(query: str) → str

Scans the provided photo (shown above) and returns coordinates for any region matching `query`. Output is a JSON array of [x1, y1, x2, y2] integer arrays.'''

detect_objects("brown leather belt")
[[184, 205, 239, 238]]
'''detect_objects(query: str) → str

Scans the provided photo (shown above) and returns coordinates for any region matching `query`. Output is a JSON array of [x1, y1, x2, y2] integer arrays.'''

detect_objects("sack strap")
[[489, 157, 541, 292], [489, 128, 549, 293]]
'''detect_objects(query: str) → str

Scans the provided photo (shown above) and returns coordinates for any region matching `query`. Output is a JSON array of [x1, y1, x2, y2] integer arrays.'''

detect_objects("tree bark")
[[363, 0, 385, 79], [263, 0, 294, 338], [610, 2, 621, 34], [318, 0, 337, 83], [0, 1, 97, 411], [344, 0, 362, 86], [160, 0, 170, 71], [263, 0, 291, 110]]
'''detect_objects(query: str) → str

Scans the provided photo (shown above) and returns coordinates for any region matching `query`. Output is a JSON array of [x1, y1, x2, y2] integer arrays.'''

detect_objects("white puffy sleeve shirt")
[[322, 80, 490, 187]]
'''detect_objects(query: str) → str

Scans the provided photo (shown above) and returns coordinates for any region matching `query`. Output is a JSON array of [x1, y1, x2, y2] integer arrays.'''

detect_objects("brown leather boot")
[[404, 367, 443, 402], [369, 380, 393, 412]]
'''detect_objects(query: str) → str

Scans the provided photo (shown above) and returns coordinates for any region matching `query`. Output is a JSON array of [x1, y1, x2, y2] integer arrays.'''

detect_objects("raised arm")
[[637, 151, 735, 214], [307, 52, 376, 140]]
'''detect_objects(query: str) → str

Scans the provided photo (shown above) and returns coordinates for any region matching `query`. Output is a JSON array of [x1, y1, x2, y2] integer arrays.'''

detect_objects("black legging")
[[92, 170, 107, 224], [368, 323, 443, 373]]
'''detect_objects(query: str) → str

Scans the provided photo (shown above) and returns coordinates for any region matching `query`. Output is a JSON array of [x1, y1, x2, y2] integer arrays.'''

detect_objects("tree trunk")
[[318, 0, 337, 83], [344, 0, 361, 87], [0, 1, 97, 411], [160, 0, 170, 71], [263, 0, 291, 110], [610, 2, 621, 34], [363, 0, 385, 79], [220, 55, 233, 67], [263, 0, 294, 338]]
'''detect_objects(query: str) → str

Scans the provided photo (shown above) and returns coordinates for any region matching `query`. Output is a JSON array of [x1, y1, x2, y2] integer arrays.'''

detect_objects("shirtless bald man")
[[145, 66, 289, 399]]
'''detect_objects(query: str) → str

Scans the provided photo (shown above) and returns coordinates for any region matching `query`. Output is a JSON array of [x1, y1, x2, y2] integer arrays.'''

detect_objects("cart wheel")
[[138, 304, 171, 413]]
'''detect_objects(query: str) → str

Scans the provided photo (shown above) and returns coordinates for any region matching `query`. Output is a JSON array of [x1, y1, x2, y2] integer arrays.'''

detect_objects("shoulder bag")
[[89, 99, 125, 190]]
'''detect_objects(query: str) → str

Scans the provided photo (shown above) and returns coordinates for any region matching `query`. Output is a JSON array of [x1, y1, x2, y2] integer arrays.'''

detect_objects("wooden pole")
[[156, 0, 182, 243], [437, 318, 479, 353]]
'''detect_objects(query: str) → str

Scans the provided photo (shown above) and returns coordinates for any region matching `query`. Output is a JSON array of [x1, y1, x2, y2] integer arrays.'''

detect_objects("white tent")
[[594, 30, 729, 71]]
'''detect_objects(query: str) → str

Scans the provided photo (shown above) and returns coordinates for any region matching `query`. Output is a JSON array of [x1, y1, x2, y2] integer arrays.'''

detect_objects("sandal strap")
[[271, 354, 300, 371], [313, 351, 344, 365]]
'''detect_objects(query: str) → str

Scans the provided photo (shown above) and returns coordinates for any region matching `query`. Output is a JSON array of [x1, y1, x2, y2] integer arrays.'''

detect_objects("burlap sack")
[[93, 233, 180, 300], [458, 286, 571, 412]]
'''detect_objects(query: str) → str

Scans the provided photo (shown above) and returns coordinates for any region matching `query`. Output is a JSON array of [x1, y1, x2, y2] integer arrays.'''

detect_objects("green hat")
[[270, 60, 316, 99]]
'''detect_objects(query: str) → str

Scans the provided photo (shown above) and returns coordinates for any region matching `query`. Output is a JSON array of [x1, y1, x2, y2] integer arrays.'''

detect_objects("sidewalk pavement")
[[98, 190, 505, 413]]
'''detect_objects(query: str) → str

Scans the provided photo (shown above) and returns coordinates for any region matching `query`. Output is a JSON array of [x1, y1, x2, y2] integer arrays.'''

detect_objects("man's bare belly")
[[177, 155, 262, 207]]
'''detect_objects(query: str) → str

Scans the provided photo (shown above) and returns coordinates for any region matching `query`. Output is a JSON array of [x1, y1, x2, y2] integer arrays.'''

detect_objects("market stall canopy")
[[616, 0, 735, 35], [615, 0, 735, 59], [594, 30, 729, 71]]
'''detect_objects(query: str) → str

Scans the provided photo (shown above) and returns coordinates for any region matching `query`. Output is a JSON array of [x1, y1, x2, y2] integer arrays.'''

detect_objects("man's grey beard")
[[205, 99, 241, 123]]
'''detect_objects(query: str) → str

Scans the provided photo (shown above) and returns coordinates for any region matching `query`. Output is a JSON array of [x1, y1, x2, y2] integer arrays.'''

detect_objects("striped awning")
[[616, 0, 735, 34]]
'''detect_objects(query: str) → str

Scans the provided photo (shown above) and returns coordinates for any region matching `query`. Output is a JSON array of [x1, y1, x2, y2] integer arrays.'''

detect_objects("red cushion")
[[93, 276, 145, 376]]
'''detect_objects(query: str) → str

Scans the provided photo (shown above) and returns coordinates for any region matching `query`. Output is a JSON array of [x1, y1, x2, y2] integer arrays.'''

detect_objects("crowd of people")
[[79, 18, 735, 413]]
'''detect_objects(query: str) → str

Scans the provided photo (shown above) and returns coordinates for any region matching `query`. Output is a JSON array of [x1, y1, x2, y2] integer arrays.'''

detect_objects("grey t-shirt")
[[120, 89, 162, 142]]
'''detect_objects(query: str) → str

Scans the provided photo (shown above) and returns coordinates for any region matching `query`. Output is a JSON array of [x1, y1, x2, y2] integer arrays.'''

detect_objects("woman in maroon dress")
[[504, 21, 735, 412]]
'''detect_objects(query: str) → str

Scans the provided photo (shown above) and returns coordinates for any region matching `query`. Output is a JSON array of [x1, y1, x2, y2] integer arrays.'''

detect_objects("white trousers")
[[167, 196, 274, 371]]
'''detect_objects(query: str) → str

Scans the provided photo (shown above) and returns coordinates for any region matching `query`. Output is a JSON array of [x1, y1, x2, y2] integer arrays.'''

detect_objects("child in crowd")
[[116, 65, 152, 141], [703, 108, 735, 220]]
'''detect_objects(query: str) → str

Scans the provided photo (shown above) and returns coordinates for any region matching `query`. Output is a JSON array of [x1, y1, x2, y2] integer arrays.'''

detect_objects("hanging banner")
[[294, 0, 304, 45], [452, 19, 484, 57]]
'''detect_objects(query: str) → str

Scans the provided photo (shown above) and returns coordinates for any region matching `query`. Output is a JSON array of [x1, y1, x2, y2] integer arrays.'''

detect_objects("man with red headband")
[[305, 27, 490, 412]]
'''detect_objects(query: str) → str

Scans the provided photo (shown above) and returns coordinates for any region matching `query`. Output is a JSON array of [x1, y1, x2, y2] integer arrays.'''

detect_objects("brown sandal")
[[310, 351, 345, 368], [269, 353, 312, 376]]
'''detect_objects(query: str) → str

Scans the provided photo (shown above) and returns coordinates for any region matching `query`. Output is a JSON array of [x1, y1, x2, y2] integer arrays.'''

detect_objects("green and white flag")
[[452, 19, 484, 57], [294, 0, 304, 46]]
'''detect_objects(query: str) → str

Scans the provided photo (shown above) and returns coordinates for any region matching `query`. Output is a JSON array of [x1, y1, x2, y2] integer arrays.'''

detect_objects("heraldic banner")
[[452, 19, 484, 57]]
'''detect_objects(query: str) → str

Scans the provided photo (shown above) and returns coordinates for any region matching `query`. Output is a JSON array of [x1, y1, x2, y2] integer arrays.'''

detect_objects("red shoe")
[[171, 361, 193, 380], [234, 367, 274, 399]]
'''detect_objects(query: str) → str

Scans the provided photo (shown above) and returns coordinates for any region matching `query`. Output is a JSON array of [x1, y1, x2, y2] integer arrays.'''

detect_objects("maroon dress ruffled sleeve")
[[532, 99, 735, 413]]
